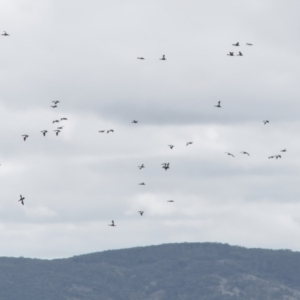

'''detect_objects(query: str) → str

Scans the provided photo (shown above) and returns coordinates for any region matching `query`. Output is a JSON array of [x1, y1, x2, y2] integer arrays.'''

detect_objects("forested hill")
[[1, 242, 300, 300]]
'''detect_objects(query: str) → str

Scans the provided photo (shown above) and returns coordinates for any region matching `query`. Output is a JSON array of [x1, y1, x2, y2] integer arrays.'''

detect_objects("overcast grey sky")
[[1, 0, 300, 258]]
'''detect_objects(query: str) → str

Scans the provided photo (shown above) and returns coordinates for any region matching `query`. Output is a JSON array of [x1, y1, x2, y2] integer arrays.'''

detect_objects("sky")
[[0, 0, 300, 259]]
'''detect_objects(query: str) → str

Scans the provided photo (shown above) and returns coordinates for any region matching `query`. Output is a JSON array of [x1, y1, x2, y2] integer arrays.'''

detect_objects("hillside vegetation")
[[1, 243, 300, 299]]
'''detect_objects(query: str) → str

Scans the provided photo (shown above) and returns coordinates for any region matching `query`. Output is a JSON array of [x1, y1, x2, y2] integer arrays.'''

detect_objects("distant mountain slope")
[[1, 243, 300, 299]]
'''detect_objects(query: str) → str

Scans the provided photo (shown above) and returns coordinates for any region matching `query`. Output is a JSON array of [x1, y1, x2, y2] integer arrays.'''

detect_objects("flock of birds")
[[227, 42, 253, 56], [21, 100, 68, 140], [215, 100, 286, 158], [2, 31, 287, 228]]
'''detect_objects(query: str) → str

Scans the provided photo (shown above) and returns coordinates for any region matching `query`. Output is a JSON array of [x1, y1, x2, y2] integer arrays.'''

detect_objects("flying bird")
[[280, 149, 287, 152], [227, 52, 234, 56], [109, 220, 116, 227], [53, 120, 60, 123], [61, 118, 68, 121], [186, 142, 193, 146], [107, 129, 114, 134], [240, 151, 250, 156], [168, 145, 174, 149], [246, 43, 253, 46], [41, 130, 48, 136], [138, 164, 145, 170], [138, 211, 144, 216], [159, 55, 166, 60], [225, 152, 235, 157], [132, 120, 138, 123], [57, 126, 64, 130], [54, 130, 61, 136], [162, 163, 170, 171], [52, 100, 60, 104], [263, 120, 269, 125], [232, 42, 239, 46], [215, 101, 221, 108], [22, 135, 29, 141], [139, 182, 145, 185], [275, 155, 281, 159], [1, 31, 9, 36], [167, 200, 174, 203], [51, 105, 57, 108], [137, 57, 145, 60], [237, 51, 243, 56], [19, 195, 25, 205], [268, 156, 274, 159]]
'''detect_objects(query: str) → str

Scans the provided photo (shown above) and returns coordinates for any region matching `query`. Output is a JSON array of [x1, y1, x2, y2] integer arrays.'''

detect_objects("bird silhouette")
[[138, 164, 145, 170], [51, 105, 57, 108], [227, 52, 234, 56], [61, 118, 68, 121], [19, 195, 25, 205], [1, 31, 9, 36], [41, 130, 48, 136], [54, 130, 61, 136], [240, 151, 250, 156], [22, 135, 29, 141], [109, 220, 116, 227], [168, 145, 174, 149], [159, 55, 166, 60], [139, 182, 145, 185], [263, 120, 269, 125], [280, 149, 287, 152], [162, 163, 170, 171], [137, 57, 145, 60], [237, 51, 243, 56], [138, 211, 144, 216], [99, 130, 105, 133], [132, 120, 138, 123], [225, 152, 235, 157], [215, 101, 221, 108], [167, 200, 174, 203], [186, 142, 193, 146], [107, 129, 114, 134], [52, 100, 60, 104], [246, 43, 253, 46], [53, 120, 60, 123], [232, 42, 239, 46]]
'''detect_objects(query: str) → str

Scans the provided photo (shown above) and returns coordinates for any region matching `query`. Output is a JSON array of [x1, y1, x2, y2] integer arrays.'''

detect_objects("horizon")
[[0, 241, 297, 260]]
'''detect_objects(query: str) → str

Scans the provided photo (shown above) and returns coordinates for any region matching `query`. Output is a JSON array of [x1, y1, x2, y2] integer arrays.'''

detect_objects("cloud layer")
[[0, 0, 300, 258]]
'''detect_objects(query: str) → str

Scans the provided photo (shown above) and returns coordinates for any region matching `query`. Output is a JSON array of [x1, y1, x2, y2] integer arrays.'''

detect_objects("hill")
[[1, 242, 300, 299]]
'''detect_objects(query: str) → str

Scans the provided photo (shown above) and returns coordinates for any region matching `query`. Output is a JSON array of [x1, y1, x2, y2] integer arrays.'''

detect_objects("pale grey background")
[[0, 0, 299, 258]]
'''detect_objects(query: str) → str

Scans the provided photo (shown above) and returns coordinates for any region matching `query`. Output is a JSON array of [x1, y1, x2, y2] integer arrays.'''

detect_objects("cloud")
[[0, 0, 300, 258]]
